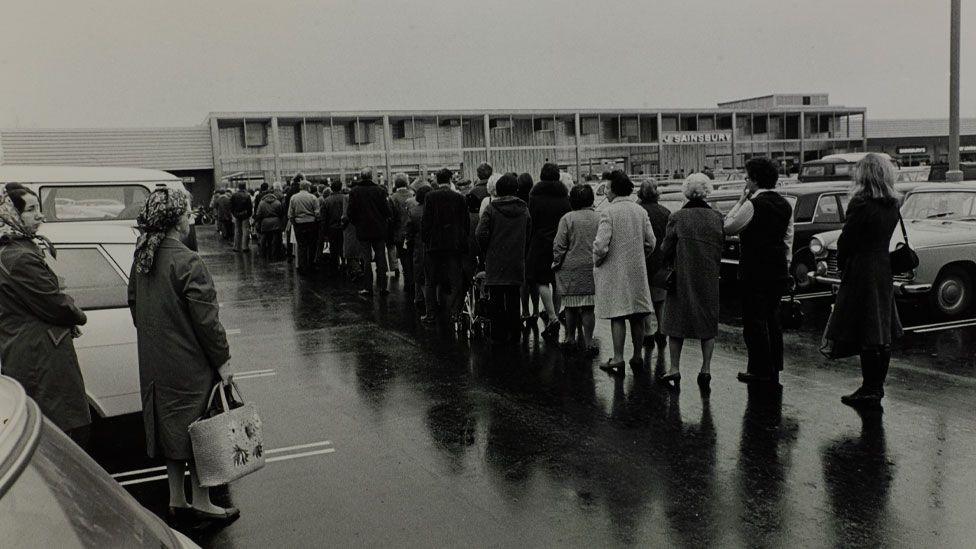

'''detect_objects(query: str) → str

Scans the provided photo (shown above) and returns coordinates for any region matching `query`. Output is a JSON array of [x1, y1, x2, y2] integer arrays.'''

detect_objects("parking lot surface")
[[91, 227, 976, 548]]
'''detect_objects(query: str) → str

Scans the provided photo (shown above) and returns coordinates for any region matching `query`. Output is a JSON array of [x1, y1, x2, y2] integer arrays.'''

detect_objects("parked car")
[[35, 222, 140, 418], [0, 375, 198, 547], [926, 162, 976, 182], [798, 153, 896, 183], [811, 183, 976, 318], [0, 165, 197, 251]]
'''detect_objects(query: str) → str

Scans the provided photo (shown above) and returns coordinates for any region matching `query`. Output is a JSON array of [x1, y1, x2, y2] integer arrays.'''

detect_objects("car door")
[[43, 245, 140, 417]]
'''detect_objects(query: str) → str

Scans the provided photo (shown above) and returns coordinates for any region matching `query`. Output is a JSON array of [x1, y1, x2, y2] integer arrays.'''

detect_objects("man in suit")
[[420, 169, 469, 325], [724, 157, 794, 385]]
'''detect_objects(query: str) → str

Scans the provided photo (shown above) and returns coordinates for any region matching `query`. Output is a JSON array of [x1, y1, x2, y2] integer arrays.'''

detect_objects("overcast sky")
[[1, 0, 973, 128]]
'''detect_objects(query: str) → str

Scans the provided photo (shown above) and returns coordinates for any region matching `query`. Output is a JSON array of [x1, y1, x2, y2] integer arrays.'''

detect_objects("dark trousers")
[[360, 239, 388, 292], [425, 251, 464, 317], [294, 222, 318, 273], [220, 219, 234, 241], [742, 282, 784, 378], [260, 230, 283, 261], [400, 241, 414, 292], [488, 285, 521, 344], [321, 227, 343, 276], [859, 348, 890, 394]]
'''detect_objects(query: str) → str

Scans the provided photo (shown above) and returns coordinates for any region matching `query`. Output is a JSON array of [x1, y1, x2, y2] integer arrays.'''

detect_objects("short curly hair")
[[608, 170, 633, 196], [682, 173, 713, 200]]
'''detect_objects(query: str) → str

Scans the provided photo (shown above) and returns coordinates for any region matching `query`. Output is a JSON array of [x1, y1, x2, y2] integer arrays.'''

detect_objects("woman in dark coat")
[[406, 185, 431, 308], [527, 163, 571, 340], [658, 174, 725, 391], [516, 173, 539, 324], [638, 180, 673, 373], [128, 188, 237, 521], [824, 154, 903, 408], [253, 192, 284, 261], [0, 185, 90, 439]]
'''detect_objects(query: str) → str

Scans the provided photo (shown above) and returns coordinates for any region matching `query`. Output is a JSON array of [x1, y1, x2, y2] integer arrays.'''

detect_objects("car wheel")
[[791, 261, 813, 290], [930, 266, 973, 319]]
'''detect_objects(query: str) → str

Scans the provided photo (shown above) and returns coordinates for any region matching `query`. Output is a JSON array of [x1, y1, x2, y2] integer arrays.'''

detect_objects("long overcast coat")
[[593, 199, 656, 319], [659, 200, 725, 339], [0, 237, 90, 432], [128, 238, 230, 460]]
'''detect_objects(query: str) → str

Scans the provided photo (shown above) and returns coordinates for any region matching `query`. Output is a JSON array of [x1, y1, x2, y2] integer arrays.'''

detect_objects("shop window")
[[752, 116, 768, 134], [803, 96, 811, 105]]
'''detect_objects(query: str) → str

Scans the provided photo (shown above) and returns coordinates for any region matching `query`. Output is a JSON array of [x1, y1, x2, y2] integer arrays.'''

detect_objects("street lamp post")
[[948, 0, 963, 182]]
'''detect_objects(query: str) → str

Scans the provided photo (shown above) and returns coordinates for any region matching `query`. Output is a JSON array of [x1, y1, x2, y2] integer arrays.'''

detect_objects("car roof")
[[0, 165, 180, 184], [809, 152, 892, 164], [0, 375, 33, 495], [905, 181, 976, 193], [37, 222, 140, 244]]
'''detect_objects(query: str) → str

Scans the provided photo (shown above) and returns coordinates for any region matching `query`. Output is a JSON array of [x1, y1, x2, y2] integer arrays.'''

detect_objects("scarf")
[[0, 194, 57, 259], [134, 188, 189, 274]]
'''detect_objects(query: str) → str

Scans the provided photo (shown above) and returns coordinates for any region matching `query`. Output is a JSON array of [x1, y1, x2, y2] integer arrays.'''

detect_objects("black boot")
[[842, 350, 883, 407]]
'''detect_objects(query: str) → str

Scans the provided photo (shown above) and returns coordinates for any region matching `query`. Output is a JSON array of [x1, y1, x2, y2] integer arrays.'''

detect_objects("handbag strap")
[[205, 381, 233, 413], [897, 212, 910, 246]]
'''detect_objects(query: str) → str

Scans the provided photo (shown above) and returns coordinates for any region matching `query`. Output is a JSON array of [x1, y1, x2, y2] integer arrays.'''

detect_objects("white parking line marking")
[[904, 317, 976, 332], [911, 320, 976, 334], [226, 328, 242, 335], [112, 440, 333, 480], [117, 447, 337, 487]]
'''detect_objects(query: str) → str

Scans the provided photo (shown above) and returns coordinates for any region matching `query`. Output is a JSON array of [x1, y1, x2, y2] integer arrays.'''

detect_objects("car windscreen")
[[39, 185, 149, 222], [0, 417, 177, 547], [901, 191, 976, 221], [801, 165, 828, 178], [44, 248, 128, 310]]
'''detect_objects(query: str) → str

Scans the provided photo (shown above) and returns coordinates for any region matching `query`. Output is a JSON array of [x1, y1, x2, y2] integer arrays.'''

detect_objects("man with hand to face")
[[724, 157, 794, 387]]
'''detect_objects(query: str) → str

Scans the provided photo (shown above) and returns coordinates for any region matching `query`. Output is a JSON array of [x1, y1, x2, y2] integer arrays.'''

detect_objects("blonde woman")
[[657, 174, 724, 392], [823, 153, 903, 408]]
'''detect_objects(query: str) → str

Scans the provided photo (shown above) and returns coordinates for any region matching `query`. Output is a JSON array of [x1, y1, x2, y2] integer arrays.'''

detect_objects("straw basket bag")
[[189, 381, 265, 487]]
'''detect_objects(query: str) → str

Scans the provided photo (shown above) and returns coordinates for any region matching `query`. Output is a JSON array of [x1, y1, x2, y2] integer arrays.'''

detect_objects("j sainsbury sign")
[[661, 132, 732, 144]]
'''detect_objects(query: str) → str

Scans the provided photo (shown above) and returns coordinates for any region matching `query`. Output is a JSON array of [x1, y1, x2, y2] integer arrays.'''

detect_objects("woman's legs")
[[580, 306, 596, 347], [700, 338, 715, 375], [563, 307, 579, 345], [166, 460, 188, 508], [610, 318, 627, 363], [189, 462, 231, 514], [666, 337, 684, 376], [538, 283, 557, 323], [628, 315, 645, 362]]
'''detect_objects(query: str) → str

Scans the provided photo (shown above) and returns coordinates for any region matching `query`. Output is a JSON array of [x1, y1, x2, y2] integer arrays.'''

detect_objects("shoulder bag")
[[890, 213, 919, 275]]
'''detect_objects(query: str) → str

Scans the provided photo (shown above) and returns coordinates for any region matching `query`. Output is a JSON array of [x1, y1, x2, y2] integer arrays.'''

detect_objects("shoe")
[[542, 321, 560, 341], [657, 371, 681, 391], [841, 387, 883, 408], [697, 373, 712, 394], [190, 506, 240, 522], [599, 359, 625, 376], [167, 505, 194, 522], [737, 372, 775, 384]]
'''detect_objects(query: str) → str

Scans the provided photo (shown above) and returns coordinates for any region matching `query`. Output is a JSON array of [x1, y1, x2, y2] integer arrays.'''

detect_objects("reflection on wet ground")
[[92, 227, 976, 548]]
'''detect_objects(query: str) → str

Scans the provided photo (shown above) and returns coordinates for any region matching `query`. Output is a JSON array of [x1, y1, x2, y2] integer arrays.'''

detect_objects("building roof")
[[0, 127, 212, 170], [866, 118, 976, 139], [0, 165, 181, 183]]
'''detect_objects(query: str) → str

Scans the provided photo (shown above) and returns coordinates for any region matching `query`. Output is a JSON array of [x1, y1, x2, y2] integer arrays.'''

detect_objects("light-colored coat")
[[553, 208, 601, 297], [128, 238, 230, 460], [593, 199, 656, 319], [660, 203, 725, 339]]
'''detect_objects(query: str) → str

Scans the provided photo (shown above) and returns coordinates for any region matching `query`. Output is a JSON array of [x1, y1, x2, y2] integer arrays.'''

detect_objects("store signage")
[[896, 146, 926, 154], [661, 131, 732, 144], [180, 176, 196, 183]]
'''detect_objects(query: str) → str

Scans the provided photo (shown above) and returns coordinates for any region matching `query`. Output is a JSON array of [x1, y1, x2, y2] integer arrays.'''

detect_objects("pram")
[[455, 271, 491, 340]]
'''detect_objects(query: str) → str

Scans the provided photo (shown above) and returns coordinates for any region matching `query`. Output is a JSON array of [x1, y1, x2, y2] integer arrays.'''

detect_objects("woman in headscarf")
[[0, 184, 90, 441], [127, 188, 238, 522]]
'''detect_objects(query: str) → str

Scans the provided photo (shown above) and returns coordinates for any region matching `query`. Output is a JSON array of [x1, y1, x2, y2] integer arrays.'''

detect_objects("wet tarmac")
[[91, 226, 976, 548]]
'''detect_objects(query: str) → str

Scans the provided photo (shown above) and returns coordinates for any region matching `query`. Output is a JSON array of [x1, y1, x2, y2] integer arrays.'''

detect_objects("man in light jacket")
[[288, 181, 320, 276]]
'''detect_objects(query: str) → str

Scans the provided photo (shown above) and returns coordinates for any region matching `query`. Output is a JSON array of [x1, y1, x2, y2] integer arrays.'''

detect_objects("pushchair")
[[455, 271, 491, 340]]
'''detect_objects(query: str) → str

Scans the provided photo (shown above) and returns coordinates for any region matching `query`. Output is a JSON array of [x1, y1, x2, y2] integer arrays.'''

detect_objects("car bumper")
[[812, 275, 931, 295]]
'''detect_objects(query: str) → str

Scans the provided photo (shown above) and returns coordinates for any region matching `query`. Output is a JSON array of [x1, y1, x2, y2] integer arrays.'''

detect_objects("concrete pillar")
[[270, 117, 281, 183]]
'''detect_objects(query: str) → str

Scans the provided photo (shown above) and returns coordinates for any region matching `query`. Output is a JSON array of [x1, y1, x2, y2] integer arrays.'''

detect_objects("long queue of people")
[[208, 154, 900, 410]]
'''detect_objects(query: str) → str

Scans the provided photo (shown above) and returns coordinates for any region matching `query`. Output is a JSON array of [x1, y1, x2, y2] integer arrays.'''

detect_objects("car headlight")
[[815, 261, 828, 276], [809, 237, 824, 257]]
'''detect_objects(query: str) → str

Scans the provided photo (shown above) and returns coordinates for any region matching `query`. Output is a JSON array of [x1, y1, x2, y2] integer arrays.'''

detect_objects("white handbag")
[[188, 381, 265, 487]]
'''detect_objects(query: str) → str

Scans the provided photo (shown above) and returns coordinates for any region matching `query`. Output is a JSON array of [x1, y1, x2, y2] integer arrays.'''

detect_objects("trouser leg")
[[766, 289, 784, 374], [402, 243, 414, 290], [373, 240, 389, 291], [445, 254, 464, 316], [233, 219, 243, 250], [741, 285, 770, 376]]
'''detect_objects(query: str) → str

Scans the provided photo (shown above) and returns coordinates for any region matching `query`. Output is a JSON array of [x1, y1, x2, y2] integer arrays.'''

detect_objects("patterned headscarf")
[[0, 192, 57, 258], [133, 188, 189, 274]]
